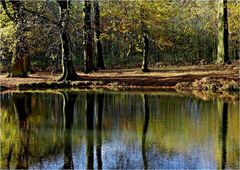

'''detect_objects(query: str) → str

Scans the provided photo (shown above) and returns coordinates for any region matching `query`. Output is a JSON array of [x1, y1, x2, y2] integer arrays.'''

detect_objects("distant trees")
[[0, 0, 239, 77], [84, 0, 95, 73], [94, 0, 105, 70], [1, 0, 30, 77], [216, 0, 230, 64]]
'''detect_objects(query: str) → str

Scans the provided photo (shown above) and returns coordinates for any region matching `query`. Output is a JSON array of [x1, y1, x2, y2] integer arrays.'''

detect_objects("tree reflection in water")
[[86, 93, 94, 169], [142, 94, 149, 169], [12, 93, 32, 169], [62, 92, 78, 169], [96, 93, 104, 169], [0, 92, 239, 169], [221, 102, 228, 169]]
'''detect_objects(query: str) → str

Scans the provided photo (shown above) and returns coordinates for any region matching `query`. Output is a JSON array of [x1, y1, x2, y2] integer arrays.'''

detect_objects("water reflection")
[[13, 93, 32, 169], [0, 91, 239, 169], [96, 93, 104, 169], [86, 93, 94, 169], [62, 92, 77, 169], [142, 94, 149, 170], [221, 102, 228, 169]]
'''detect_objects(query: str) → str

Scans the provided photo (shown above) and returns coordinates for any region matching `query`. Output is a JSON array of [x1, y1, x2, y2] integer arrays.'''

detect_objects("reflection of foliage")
[[0, 110, 18, 168], [0, 93, 66, 168], [102, 92, 239, 168], [0, 92, 239, 168]]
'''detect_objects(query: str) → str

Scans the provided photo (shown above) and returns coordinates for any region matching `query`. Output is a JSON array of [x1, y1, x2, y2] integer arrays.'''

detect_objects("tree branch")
[[22, 6, 59, 26], [1, 1, 16, 22]]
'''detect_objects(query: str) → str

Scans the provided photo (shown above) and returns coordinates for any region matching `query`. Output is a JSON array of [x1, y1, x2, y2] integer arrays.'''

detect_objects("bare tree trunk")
[[235, 41, 239, 60], [84, 0, 95, 73], [140, 5, 150, 72], [142, 27, 150, 72], [57, 0, 78, 81], [216, 0, 230, 64], [94, 1, 105, 70]]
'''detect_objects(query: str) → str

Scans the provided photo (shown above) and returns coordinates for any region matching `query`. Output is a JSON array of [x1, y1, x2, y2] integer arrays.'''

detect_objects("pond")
[[0, 90, 239, 169]]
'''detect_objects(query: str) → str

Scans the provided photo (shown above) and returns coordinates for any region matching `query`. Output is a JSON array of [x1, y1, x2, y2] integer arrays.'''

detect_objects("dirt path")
[[0, 65, 238, 91]]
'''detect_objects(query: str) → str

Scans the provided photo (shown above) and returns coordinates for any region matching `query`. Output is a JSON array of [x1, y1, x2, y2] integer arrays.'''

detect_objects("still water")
[[0, 91, 239, 169]]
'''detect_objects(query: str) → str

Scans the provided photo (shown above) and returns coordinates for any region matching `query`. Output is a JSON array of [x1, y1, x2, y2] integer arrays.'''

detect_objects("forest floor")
[[0, 63, 239, 93]]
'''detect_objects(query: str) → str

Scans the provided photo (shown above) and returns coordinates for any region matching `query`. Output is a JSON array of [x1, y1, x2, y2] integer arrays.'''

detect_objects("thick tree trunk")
[[57, 0, 78, 81], [216, 0, 230, 64], [84, 1, 95, 73], [94, 1, 105, 70]]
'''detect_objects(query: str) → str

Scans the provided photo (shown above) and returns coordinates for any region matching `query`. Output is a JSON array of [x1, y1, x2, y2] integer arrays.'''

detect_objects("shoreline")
[[0, 65, 239, 97]]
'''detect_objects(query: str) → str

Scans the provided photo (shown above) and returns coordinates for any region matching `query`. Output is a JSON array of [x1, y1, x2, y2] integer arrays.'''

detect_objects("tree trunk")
[[84, 0, 95, 73], [57, 0, 78, 81], [142, 27, 150, 72], [235, 41, 239, 60], [94, 1, 105, 70], [216, 0, 230, 64]]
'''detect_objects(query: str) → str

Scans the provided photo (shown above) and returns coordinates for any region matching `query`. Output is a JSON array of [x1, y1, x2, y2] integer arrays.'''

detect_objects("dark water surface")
[[0, 91, 239, 169]]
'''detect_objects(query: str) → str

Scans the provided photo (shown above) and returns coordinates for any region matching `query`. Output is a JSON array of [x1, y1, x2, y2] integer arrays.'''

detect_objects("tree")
[[94, 0, 105, 70], [57, 0, 78, 81], [140, 5, 150, 72], [216, 0, 230, 64], [84, 0, 95, 73], [141, 25, 150, 72], [1, 0, 239, 72], [1, 0, 30, 77]]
